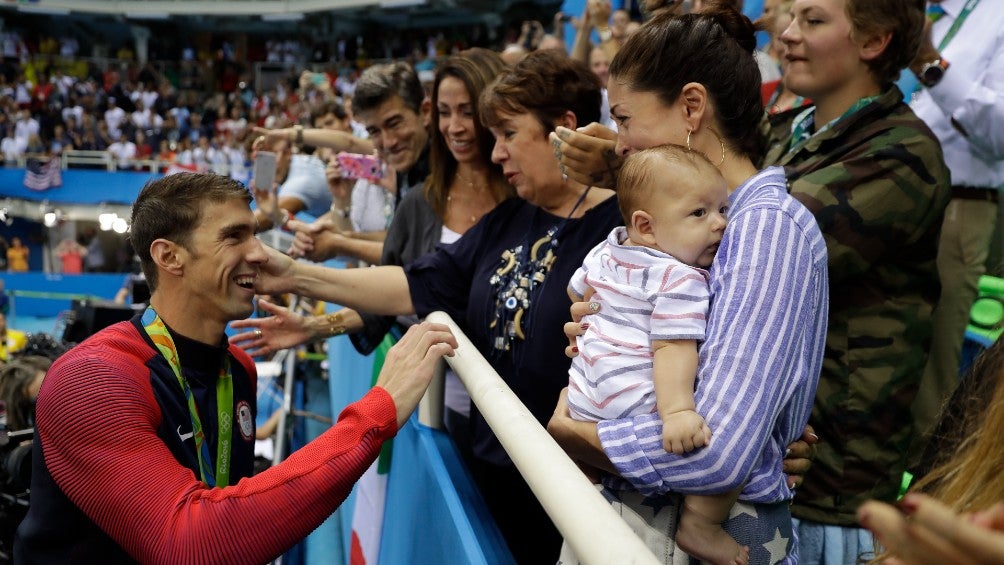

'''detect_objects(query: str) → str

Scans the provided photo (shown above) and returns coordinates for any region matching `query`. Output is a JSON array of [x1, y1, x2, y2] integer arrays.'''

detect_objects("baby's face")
[[644, 174, 728, 268]]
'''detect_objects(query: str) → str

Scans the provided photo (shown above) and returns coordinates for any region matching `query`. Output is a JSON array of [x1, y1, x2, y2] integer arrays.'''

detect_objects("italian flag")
[[350, 334, 397, 565]]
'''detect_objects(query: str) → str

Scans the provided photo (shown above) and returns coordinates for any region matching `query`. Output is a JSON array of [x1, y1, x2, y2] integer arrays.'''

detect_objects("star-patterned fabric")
[[557, 487, 796, 564]]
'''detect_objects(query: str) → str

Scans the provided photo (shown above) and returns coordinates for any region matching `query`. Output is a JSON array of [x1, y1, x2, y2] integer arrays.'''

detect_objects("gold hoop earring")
[[709, 127, 726, 168], [686, 128, 726, 167]]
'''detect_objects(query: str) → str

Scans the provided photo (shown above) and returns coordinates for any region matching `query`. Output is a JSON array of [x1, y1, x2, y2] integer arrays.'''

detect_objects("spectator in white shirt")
[[13, 109, 38, 144], [1, 125, 26, 163], [174, 137, 194, 166], [912, 0, 1004, 456], [13, 73, 31, 107], [51, 69, 75, 102], [61, 96, 84, 125], [131, 100, 163, 132], [221, 106, 248, 140], [140, 84, 158, 112], [104, 97, 127, 139], [107, 132, 137, 169], [224, 137, 248, 183], [191, 134, 216, 169]]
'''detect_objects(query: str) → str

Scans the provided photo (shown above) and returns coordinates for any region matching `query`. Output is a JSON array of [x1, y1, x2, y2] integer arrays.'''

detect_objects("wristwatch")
[[917, 58, 950, 88], [291, 124, 304, 146]]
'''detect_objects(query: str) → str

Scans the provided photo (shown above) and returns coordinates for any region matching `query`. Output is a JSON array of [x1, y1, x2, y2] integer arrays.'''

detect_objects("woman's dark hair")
[[846, 0, 925, 88], [0, 355, 51, 430], [480, 49, 601, 134], [426, 48, 513, 219], [609, 2, 765, 160]]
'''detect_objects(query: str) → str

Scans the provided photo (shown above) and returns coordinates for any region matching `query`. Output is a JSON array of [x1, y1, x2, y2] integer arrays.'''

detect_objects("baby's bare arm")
[[653, 340, 712, 454]]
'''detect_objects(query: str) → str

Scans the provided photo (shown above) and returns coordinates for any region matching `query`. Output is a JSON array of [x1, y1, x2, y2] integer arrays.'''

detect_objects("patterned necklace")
[[487, 186, 592, 358]]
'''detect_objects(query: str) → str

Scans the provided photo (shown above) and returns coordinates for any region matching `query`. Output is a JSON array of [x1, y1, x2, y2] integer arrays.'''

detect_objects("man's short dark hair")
[[129, 173, 251, 291], [351, 62, 424, 116]]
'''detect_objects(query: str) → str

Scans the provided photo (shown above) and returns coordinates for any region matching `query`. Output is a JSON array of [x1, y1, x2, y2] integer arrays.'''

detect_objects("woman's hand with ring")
[[229, 297, 312, 357]]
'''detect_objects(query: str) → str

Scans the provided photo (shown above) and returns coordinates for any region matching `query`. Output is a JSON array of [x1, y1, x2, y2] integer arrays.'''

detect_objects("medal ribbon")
[[142, 307, 233, 487]]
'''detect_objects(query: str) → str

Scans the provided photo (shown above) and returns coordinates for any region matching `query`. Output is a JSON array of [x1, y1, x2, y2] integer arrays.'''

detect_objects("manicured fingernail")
[[588, 302, 600, 313], [808, 433, 819, 441], [580, 322, 590, 330], [857, 508, 870, 526], [571, 346, 579, 353], [785, 448, 791, 457], [899, 494, 920, 514]]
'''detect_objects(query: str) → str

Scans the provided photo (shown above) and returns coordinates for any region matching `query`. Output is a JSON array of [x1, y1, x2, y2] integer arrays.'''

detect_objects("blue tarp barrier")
[[325, 321, 512, 564], [2, 272, 125, 317], [0, 168, 154, 205]]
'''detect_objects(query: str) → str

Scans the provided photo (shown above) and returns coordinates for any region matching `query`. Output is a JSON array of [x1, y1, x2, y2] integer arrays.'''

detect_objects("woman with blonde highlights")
[[859, 339, 1004, 564]]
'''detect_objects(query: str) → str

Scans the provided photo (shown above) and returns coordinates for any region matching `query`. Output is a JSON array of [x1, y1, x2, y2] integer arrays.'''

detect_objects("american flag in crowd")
[[23, 158, 63, 191]]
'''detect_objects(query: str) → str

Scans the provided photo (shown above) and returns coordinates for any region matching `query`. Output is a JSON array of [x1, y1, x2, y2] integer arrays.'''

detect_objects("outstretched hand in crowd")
[[229, 296, 311, 357], [859, 494, 1004, 565], [286, 218, 347, 263]]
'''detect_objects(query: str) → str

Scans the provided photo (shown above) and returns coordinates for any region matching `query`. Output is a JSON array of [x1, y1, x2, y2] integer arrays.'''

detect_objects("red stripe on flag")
[[350, 531, 367, 565]]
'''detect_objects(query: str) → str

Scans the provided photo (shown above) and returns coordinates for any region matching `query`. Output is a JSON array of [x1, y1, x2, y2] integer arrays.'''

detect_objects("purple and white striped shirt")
[[597, 166, 828, 504]]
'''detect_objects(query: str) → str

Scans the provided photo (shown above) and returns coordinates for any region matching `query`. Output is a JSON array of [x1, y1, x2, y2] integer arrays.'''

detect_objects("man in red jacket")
[[14, 172, 456, 564]]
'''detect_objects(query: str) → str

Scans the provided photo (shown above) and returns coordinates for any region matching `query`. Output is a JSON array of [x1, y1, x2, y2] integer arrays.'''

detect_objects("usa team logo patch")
[[237, 401, 254, 441]]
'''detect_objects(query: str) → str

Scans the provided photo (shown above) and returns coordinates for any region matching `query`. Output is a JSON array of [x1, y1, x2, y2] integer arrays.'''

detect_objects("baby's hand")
[[661, 410, 712, 455]]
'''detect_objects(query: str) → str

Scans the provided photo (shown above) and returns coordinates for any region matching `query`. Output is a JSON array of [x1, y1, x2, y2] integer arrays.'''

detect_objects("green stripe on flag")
[[372, 333, 398, 475]]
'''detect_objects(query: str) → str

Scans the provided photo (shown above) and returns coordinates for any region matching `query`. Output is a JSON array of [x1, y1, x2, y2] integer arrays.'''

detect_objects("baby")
[[567, 144, 747, 565]]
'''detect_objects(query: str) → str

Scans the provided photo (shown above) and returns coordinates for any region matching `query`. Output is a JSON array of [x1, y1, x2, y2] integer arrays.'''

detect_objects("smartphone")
[[252, 151, 277, 192], [336, 152, 383, 182]]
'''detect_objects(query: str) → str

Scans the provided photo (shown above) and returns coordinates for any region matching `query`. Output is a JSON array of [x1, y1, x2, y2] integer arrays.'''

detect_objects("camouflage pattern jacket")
[[762, 86, 951, 525]]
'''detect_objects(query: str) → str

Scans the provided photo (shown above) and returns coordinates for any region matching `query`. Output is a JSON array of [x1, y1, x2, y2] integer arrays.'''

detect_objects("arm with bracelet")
[[571, 0, 618, 63], [252, 125, 375, 156], [229, 298, 367, 358]]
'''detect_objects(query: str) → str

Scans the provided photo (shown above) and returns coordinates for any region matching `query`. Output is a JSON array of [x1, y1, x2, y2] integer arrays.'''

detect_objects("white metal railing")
[[60, 150, 114, 171], [14, 153, 54, 168], [423, 311, 660, 565]]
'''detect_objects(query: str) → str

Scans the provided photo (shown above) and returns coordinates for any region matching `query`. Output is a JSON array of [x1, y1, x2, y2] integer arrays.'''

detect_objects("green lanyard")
[[935, 0, 980, 52], [142, 307, 233, 488], [788, 95, 879, 152]]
